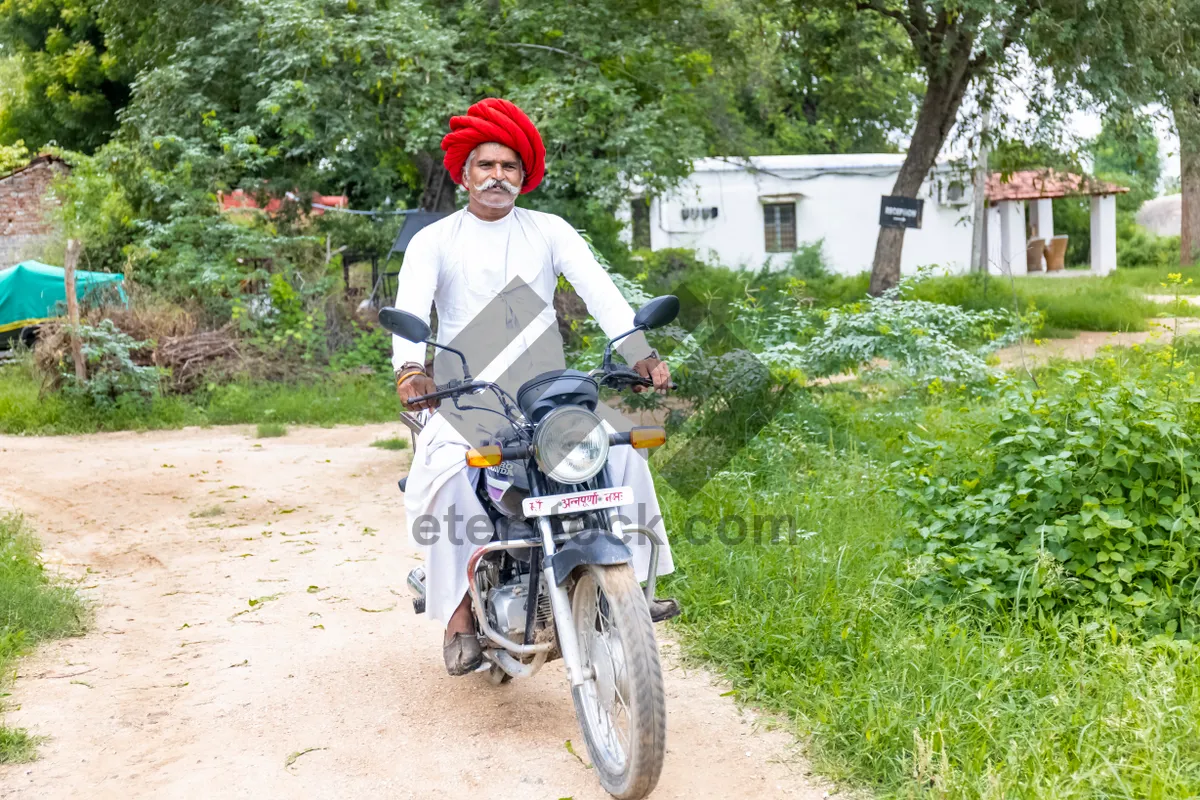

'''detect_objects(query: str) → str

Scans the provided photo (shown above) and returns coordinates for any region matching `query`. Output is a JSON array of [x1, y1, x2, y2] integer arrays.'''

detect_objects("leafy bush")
[[897, 358, 1200, 636], [328, 322, 393, 375], [1117, 220, 1181, 269], [59, 320, 160, 407], [801, 273, 1028, 387]]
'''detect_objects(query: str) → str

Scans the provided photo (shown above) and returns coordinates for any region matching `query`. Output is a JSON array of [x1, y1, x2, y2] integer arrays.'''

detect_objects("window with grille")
[[763, 202, 796, 253], [631, 198, 652, 250]]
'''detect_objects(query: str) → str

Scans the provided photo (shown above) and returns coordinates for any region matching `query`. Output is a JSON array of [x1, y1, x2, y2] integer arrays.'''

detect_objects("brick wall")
[[0, 156, 68, 268]]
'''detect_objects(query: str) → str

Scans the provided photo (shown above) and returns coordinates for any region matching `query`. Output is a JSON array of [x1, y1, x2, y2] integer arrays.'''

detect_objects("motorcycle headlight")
[[533, 406, 609, 485]]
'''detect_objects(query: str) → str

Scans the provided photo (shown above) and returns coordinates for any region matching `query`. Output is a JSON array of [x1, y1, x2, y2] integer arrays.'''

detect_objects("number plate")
[[522, 486, 634, 517]]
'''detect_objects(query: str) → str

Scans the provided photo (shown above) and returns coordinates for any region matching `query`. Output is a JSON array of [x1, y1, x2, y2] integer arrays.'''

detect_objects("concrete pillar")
[[1030, 198, 1054, 271], [1090, 194, 1118, 274], [998, 200, 1027, 275], [1030, 198, 1054, 241], [986, 204, 1003, 274]]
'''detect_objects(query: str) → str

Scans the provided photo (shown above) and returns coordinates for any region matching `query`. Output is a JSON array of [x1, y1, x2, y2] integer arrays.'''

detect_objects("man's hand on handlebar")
[[396, 368, 439, 411], [632, 353, 671, 394]]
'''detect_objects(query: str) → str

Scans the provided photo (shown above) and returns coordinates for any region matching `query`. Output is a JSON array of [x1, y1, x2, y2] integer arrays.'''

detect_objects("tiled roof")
[[986, 169, 1129, 201], [0, 153, 70, 183]]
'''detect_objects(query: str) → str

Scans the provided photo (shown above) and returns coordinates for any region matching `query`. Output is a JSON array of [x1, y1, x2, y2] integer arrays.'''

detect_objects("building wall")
[[0, 158, 67, 268], [622, 158, 976, 276]]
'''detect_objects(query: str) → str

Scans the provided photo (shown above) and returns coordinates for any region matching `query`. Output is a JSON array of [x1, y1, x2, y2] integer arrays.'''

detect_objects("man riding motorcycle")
[[391, 98, 675, 675]]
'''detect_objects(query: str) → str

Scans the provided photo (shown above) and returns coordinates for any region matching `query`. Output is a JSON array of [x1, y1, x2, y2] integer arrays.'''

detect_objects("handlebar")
[[402, 378, 486, 410], [405, 385, 462, 407], [406, 370, 676, 410], [598, 366, 676, 391]]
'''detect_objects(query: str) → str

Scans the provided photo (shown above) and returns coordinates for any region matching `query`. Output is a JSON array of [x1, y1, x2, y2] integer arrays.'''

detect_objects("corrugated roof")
[[986, 170, 1129, 201]]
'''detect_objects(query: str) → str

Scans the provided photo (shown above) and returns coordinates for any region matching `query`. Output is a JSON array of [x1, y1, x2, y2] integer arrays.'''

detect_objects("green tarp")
[[0, 260, 126, 335]]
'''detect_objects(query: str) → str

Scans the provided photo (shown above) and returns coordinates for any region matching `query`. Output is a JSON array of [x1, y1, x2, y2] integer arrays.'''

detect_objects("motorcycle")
[[380, 295, 680, 800]]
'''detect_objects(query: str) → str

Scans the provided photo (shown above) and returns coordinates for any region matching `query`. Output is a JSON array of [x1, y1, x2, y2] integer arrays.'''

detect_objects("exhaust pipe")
[[407, 567, 426, 614]]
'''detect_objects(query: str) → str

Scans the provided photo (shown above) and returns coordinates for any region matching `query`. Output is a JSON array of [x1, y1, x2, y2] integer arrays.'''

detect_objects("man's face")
[[466, 142, 524, 210]]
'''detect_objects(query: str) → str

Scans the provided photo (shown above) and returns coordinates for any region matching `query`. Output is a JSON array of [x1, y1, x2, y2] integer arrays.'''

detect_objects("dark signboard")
[[879, 195, 924, 229]]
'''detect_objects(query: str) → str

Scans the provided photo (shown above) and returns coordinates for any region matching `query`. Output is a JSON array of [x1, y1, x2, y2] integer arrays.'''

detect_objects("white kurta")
[[392, 207, 674, 624]]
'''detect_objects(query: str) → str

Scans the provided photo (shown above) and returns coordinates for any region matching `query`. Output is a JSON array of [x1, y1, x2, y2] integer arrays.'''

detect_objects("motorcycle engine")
[[487, 577, 530, 641]]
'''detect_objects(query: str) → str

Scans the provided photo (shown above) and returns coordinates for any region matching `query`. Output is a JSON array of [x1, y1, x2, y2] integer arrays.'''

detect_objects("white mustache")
[[473, 177, 521, 195]]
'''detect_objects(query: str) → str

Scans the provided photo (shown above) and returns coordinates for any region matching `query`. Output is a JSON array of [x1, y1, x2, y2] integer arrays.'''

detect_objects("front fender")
[[551, 529, 632, 586]]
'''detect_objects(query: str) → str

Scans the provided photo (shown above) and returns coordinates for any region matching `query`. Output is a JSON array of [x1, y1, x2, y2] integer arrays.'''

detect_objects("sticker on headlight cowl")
[[522, 486, 633, 517]]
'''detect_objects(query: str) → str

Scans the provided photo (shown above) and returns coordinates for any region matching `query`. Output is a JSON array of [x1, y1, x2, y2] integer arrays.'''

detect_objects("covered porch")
[[984, 170, 1129, 276]]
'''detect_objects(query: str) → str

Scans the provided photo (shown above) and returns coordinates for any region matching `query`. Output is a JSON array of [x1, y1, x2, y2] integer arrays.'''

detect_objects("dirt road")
[[994, 317, 1200, 369], [0, 425, 828, 800]]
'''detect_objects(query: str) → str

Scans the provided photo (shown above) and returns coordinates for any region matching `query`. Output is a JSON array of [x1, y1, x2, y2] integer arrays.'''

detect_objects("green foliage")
[[0, 356, 398, 434], [0, 137, 28, 173], [1092, 111, 1164, 212], [370, 436, 409, 451], [1, 512, 86, 763], [236, 273, 328, 363], [800, 271, 1028, 387], [0, 0, 128, 152], [61, 319, 159, 407], [328, 322, 393, 375], [663, 394, 1200, 798], [1118, 216, 1182, 269], [897, 348, 1200, 636], [709, 2, 919, 155]]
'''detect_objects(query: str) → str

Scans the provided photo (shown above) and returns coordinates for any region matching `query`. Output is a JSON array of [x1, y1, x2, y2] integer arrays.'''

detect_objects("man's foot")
[[649, 597, 681, 623], [443, 632, 484, 676]]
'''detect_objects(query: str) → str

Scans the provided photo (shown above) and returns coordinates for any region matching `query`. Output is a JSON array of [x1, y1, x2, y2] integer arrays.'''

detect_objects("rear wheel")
[[570, 564, 666, 799]]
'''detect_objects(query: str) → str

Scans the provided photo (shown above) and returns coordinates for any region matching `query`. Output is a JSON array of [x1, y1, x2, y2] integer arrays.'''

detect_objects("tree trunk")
[[416, 152, 459, 212], [1178, 99, 1200, 267], [64, 239, 87, 383], [869, 61, 975, 294]]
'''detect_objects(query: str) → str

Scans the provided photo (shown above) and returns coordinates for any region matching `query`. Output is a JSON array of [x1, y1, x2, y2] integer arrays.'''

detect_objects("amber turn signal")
[[465, 445, 503, 467], [629, 426, 667, 449]]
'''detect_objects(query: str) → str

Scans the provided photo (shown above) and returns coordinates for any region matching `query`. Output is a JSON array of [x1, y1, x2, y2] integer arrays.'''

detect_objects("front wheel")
[[570, 564, 666, 799]]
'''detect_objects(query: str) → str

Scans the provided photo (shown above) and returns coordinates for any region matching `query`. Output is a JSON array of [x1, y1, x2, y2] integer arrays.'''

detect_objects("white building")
[[621, 154, 1126, 277], [621, 154, 976, 276]]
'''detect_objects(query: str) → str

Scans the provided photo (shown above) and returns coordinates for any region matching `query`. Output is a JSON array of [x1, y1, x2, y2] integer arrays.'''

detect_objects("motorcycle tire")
[[569, 564, 666, 800]]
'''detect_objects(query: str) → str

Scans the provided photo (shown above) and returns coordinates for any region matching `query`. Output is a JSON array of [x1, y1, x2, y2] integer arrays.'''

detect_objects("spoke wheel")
[[570, 564, 666, 799]]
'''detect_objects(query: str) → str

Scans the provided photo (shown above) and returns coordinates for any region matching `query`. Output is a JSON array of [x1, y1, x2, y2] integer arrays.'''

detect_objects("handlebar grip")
[[500, 443, 533, 461], [403, 385, 458, 408]]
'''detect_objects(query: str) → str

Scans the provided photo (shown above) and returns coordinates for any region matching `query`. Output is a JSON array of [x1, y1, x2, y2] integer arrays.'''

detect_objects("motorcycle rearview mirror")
[[633, 295, 680, 330], [377, 306, 474, 381], [378, 307, 432, 343], [602, 295, 680, 368]]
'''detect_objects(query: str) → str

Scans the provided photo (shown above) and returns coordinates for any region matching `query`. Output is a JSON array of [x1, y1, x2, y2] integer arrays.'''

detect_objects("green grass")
[[0, 359, 400, 436], [255, 422, 287, 438], [0, 513, 87, 763], [1107, 265, 1200, 294], [908, 273, 1159, 332], [369, 436, 409, 450], [658, 373, 1200, 798]]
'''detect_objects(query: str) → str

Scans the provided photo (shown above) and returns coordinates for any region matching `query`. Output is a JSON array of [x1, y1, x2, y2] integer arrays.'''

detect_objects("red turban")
[[441, 98, 546, 194]]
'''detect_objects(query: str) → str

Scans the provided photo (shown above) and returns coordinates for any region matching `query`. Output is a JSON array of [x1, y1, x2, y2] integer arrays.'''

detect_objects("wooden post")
[[64, 238, 87, 382]]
